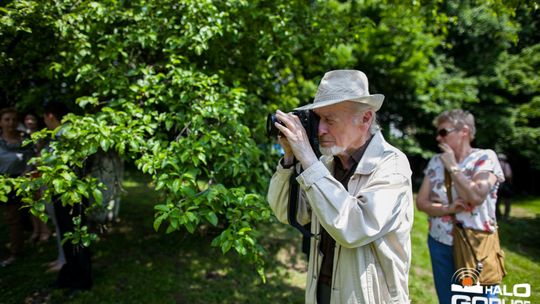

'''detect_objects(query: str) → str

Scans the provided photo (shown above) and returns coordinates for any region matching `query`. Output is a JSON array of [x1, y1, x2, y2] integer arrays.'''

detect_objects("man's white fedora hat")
[[295, 70, 384, 111]]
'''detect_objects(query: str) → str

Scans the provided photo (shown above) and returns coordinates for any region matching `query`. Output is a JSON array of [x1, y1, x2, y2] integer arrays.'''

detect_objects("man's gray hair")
[[351, 102, 380, 135], [433, 109, 476, 140]]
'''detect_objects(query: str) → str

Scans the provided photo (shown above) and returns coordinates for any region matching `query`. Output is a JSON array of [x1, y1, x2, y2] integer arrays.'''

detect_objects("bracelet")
[[450, 166, 462, 175]]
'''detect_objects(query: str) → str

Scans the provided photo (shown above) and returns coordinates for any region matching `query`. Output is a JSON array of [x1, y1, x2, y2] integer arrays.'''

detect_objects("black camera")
[[266, 110, 321, 158], [267, 110, 320, 244]]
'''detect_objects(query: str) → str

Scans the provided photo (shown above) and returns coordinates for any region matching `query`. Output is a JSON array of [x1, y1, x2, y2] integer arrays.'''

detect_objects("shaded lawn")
[[0, 173, 306, 304], [1, 171, 539, 303]]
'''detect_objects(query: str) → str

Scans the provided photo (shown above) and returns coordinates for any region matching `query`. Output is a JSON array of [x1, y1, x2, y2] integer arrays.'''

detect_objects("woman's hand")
[[438, 143, 458, 171], [447, 198, 466, 214]]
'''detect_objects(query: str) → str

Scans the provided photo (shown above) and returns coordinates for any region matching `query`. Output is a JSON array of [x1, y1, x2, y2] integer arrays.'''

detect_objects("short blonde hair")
[[433, 109, 476, 141]]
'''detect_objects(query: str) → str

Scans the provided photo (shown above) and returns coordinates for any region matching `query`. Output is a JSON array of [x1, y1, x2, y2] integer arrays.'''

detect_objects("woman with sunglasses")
[[416, 109, 504, 304]]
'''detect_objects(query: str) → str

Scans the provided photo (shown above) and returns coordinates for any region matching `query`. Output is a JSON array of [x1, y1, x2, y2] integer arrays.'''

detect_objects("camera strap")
[[287, 161, 316, 239]]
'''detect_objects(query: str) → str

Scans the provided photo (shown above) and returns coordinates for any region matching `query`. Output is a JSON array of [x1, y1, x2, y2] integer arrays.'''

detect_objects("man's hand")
[[277, 134, 294, 166], [274, 110, 318, 169]]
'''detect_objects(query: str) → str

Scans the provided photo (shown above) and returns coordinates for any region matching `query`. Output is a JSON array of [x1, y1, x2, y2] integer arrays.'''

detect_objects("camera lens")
[[266, 114, 280, 137]]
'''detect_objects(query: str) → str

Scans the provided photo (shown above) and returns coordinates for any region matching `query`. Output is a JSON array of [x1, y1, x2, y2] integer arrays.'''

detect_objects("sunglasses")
[[437, 128, 456, 137]]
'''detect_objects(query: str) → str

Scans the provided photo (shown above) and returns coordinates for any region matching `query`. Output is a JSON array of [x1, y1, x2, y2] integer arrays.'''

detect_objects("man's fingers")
[[274, 121, 294, 138], [275, 110, 303, 129], [274, 110, 311, 149]]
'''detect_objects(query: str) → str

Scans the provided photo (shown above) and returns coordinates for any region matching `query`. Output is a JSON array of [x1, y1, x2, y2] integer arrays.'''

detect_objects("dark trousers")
[[496, 183, 513, 220], [54, 198, 92, 290], [4, 204, 24, 256], [3, 193, 30, 257], [317, 282, 331, 304], [496, 196, 511, 220]]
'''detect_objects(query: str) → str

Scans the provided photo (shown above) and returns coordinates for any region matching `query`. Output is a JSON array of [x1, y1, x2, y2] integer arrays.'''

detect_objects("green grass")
[[1, 172, 539, 303], [497, 197, 540, 302]]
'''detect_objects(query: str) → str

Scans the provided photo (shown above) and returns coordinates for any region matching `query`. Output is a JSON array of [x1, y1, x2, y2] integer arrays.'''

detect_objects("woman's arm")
[[448, 169, 498, 206], [416, 175, 464, 216], [438, 145, 499, 206]]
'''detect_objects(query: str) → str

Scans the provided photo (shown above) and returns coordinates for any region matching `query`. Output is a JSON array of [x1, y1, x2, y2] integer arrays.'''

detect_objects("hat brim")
[[294, 94, 384, 112]]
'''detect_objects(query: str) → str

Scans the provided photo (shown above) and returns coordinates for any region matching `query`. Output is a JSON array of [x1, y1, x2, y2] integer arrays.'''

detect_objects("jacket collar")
[[355, 130, 386, 175]]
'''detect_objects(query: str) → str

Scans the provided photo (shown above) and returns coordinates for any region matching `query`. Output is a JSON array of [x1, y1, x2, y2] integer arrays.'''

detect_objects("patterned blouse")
[[423, 148, 504, 246]]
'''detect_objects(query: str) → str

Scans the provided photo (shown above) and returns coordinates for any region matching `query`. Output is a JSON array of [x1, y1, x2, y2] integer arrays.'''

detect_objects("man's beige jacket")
[[268, 131, 413, 304]]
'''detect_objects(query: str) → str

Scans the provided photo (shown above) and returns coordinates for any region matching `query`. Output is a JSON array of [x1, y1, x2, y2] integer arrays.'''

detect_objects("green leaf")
[[257, 267, 266, 284], [76, 96, 99, 108], [234, 240, 247, 255], [185, 222, 196, 234], [221, 239, 232, 254], [153, 214, 167, 232], [93, 188, 103, 204], [186, 212, 198, 222], [100, 139, 111, 151], [53, 179, 63, 193], [205, 212, 218, 226], [165, 224, 176, 234], [172, 179, 181, 193], [154, 204, 170, 212]]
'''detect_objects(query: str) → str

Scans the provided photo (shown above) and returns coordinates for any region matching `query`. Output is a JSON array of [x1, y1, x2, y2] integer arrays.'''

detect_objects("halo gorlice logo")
[[451, 268, 484, 294], [450, 268, 532, 304]]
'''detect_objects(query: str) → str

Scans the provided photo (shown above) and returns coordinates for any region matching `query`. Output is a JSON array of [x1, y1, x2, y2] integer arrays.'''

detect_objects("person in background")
[[43, 102, 92, 290], [416, 109, 504, 304], [23, 111, 51, 245], [23, 112, 41, 135], [268, 70, 413, 303], [496, 153, 513, 221], [0, 107, 33, 267]]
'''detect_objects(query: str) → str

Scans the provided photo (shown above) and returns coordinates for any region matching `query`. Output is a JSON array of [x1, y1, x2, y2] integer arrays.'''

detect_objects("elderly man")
[[267, 70, 413, 304]]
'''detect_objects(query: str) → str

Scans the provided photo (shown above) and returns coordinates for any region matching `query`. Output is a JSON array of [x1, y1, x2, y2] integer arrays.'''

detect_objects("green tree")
[[1, 0, 539, 279], [440, 0, 540, 171]]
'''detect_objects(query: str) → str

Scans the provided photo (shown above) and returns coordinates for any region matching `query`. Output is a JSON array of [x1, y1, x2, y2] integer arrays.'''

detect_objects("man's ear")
[[363, 111, 373, 124]]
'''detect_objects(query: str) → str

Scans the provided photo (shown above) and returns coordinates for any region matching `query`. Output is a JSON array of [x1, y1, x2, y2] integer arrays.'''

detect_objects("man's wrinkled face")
[[313, 102, 370, 156]]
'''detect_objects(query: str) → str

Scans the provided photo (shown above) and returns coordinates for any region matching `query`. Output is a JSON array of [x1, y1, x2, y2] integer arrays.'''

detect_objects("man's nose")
[[318, 121, 328, 136]]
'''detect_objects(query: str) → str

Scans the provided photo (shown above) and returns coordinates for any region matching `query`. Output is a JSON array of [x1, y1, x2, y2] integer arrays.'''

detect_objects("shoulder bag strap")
[[288, 161, 315, 239], [445, 169, 483, 271], [444, 169, 453, 205]]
